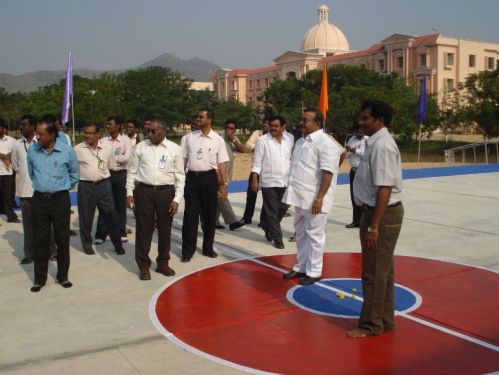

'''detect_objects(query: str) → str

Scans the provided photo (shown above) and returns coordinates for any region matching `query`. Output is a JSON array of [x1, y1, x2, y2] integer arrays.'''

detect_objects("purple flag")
[[417, 77, 427, 124], [61, 51, 73, 125]]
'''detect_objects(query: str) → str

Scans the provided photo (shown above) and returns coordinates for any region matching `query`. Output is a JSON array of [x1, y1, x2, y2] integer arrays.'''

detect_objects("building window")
[[378, 59, 385, 71], [445, 53, 454, 67], [396, 56, 403, 69], [249, 80, 253, 89], [486, 57, 494, 69], [469, 55, 476, 67], [419, 54, 427, 66], [256, 79, 261, 88], [264, 78, 269, 87], [445, 78, 455, 92], [231, 81, 236, 90]]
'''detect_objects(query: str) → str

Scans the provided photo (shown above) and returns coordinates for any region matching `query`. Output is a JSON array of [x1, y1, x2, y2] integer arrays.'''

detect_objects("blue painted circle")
[[286, 278, 422, 318]]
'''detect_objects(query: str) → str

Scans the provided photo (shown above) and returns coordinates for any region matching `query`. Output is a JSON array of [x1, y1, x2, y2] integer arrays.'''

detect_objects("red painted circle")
[[151, 253, 499, 374]]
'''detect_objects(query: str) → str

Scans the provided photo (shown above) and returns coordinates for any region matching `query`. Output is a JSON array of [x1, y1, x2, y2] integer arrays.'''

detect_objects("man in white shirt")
[[181, 108, 229, 262], [0, 118, 19, 223], [345, 125, 369, 228], [251, 115, 294, 249], [282, 108, 342, 285], [74, 124, 124, 256], [126, 120, 144, 147], [95, 116, 132, 244], [127, 119, 185, 280], [347, 100, 404, 338]]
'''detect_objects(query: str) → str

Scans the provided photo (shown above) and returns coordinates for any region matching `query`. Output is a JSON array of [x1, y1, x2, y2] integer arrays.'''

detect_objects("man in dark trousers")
[[127, 119, 185, 280], [74, 124, 124, 256], [27, 118, 79, 292], [347, 100, 404, 338], [181, 108, 228, 262]]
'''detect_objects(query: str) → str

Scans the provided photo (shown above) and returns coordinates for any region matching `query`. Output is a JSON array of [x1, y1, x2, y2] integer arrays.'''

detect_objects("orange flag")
[[319, 63, 329, 125]]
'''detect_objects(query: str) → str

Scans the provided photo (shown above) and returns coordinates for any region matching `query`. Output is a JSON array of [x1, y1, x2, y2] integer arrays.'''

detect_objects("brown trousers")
[[359, 203, 404, 334]]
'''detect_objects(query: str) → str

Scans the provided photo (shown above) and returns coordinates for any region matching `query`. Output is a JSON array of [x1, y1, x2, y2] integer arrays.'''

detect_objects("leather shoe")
[[215, 224, 225, 229], [84, 249, 95, 255], [229, 221, 244, 231], [30, 284, 43, 292], [274, 239, 284, 249], [139, 268, 151, 280], [345, 222, 359, 228], [8, 218, 21, 223], [69, 229, 77, 236], [181, 256, 192, 263], [299, 276, 321, 285], [20, 257, 33, 264], [49, 255, 57, 261], [59, 280, 73, 288], [203, 252, 218, 259], [155, 266, 175, 277], [115, 247, 125, 255], [283, 270, 306, 280]]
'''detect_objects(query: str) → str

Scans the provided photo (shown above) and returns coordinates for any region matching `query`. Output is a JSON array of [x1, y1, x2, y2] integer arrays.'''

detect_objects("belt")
[[137, 182, 173, 190], [80, 178, 109, 185], [34, 190, 67, 199], [187, 169, 216, 176], [110, 169, 126, 174], [361, 201, 402, 211]]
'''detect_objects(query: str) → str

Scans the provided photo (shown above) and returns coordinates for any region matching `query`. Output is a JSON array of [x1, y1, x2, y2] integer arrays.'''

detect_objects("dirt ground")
[[232, 153, 457, 181]]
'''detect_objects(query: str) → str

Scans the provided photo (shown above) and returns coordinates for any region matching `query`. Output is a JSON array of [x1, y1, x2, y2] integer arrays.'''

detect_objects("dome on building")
[[300, 5, 350, 55]]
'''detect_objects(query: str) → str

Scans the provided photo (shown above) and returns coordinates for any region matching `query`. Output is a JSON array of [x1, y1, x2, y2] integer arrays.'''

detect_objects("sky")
[[1, 0, 499, 75]]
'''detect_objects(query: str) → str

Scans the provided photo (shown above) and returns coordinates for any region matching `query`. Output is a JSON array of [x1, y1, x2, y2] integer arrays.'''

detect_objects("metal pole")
[[71, 93, 75, 145], [484, 142, 488, 164], [417, 123, 422, 164]]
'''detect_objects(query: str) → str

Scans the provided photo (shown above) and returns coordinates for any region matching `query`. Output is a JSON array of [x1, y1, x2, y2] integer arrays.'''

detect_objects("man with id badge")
[[126, 119, 185, 281], [74, 124, 125, 256]]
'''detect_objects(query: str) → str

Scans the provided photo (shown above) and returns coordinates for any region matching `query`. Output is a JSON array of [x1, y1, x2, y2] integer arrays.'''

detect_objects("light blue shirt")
[[28, 139, 79, 193]]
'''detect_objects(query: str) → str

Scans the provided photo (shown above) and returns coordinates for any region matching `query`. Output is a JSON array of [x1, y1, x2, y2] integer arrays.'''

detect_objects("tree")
[[460, 67, 499, 138]]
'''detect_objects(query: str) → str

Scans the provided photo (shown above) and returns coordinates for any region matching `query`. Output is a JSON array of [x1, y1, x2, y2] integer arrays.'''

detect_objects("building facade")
[[212, 5, 499, 107]]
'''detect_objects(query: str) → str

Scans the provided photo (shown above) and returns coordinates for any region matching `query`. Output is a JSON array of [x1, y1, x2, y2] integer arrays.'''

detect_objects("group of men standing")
[[5, 98, 404, 339]]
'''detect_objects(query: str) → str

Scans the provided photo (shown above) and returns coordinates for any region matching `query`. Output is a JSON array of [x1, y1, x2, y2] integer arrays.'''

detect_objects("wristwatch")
[[367, 226, 378, 233]]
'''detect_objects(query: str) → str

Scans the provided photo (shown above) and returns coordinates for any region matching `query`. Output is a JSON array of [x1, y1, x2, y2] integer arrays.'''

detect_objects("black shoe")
[[115, 247, 125, 255], [30, 284, 43, 292], [49, 255, 57, 261], [203, 252, 218, 259], [229, 221, 244, 231], [20, 257, 33, 265], [274, 239, 285, 249], [181, 256, 192, 263], [84, 249, 95, 255], [346, 222, 360, 228], [240, 218, 251, 225], [69, 229, 77, 236], [283, 270, 306, 280], [215, 224, 225, 229], [8, 218, 21, 223], [299, 276, 321, 285], [59, 280, 73, 288], [155, 266, 175, 277]]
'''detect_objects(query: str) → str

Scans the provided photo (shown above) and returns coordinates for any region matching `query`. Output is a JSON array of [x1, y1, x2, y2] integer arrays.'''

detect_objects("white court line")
[[215, 243, 499, 353]]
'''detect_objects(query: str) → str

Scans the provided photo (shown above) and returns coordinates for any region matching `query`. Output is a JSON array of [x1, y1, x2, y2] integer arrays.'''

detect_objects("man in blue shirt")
[[27, 118, 79, 292]]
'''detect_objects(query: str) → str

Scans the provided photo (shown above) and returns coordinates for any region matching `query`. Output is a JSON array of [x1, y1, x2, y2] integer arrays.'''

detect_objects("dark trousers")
[[349, 168, 362, 226], [359, 203, 404, 334], [96, 170, 127, 239], [0, 174, 17, 221], [32, 190, 71, 285], [182, 170, 218, 258], [21, 198, 56, 259], [134, 184, 175, 269], [78, 180, 123, 252], [242, 173, 266, 225], [261, 187, 288, 241]]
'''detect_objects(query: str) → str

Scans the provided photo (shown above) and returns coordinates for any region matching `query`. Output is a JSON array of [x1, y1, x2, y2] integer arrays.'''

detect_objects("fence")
[[444, 140, 499, 164]]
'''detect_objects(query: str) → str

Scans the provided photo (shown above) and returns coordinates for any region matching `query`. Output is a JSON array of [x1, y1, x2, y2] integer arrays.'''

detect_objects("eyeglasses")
[[147, 128, 162, 134]]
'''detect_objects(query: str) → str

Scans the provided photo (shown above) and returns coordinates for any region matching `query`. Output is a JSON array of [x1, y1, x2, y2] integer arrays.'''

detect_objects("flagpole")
[[417, 122, 422, 164], [416, 76, 427, 164], [71, 93, 75, 145]]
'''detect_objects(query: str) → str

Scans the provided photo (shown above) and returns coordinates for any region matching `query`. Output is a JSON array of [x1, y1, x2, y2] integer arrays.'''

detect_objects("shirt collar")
[[366, 127, 388, 147], [107, 134, 122, 142], [305, 128, 324, 142]]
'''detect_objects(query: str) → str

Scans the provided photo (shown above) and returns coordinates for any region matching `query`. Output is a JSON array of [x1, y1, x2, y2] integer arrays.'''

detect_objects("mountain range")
[[0, 53, 220, 93]]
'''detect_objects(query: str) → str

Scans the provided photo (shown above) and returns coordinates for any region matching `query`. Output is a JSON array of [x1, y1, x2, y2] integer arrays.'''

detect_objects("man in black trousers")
[[181, 108, 228, 262]]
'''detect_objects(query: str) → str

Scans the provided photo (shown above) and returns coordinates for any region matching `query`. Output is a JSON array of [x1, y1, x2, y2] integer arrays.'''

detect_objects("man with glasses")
[[127, 119, 185, 280]]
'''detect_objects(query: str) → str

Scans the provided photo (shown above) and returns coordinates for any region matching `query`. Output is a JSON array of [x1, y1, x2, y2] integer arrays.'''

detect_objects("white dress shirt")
[[283, 129, 342, 214], [74, 140, 116, 182], [251, 133, 294, 188], [126, 138, 186, 203], [182, 129, 229, 172], [100, 134, 132, 171], [346, 135, 368, 168], [11, 136, 37, 197], [353, 127, 403, 207], [0, 135, 14, 175]]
